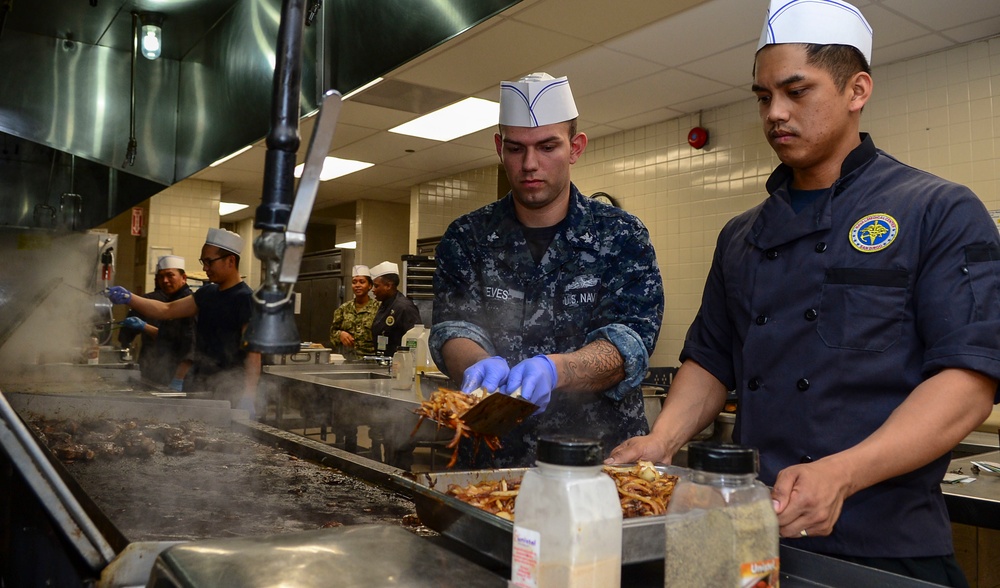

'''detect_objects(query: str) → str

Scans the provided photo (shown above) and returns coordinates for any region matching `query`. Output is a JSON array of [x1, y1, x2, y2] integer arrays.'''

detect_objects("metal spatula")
[[460, 389, 538, 438]]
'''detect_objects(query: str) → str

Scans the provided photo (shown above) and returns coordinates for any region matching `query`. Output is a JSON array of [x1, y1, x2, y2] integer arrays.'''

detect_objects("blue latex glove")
[[461, 356, 509, 394], [168, 378, 184, 392], [505, 355, 557, 412], [120, 316, 146, 331], [235, 396, 257, 420], [105, 286, 132, 304]]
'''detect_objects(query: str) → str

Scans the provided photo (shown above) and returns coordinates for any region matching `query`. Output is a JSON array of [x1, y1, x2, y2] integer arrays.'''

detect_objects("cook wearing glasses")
[[105, 228, 261, 417]]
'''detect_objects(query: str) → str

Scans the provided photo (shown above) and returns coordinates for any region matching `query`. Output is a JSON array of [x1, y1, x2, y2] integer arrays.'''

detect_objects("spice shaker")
[[390, 348, 412, 390], [664, 442, 779, 587], [511, 435, 622, 588]]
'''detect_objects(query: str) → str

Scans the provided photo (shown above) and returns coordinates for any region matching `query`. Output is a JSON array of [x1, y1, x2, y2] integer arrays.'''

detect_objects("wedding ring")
[[799, 529, 808, 538]]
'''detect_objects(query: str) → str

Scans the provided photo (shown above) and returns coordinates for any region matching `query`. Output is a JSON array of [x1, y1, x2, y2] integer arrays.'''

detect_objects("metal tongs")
[[459, 388, 538, 438], [970, 460, 1000, 475]]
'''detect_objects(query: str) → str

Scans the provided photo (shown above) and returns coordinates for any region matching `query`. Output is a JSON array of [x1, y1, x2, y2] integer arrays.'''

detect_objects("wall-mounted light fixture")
[[139, 12, 164, 60]]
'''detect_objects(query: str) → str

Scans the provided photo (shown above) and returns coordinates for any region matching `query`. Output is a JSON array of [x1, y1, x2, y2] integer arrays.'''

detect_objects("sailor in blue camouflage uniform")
[[611, 2, 1000, 585], [430, 73, 664, 469]]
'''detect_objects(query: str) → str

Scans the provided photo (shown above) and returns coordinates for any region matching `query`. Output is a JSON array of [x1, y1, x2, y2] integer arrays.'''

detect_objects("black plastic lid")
[[687, 442, 759, 475], [536, 435, 603, 466]]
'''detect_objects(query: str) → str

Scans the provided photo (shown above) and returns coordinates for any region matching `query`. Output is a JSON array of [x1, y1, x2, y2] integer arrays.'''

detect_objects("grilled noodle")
[[446, 461, 679, 519], [411, 387, 502, 468]]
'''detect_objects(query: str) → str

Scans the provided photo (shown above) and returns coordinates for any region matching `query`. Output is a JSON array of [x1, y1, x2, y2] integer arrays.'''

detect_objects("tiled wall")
[[410, 166, 500, 244], [146, 179, 221, 292], [356, 199, 410, 268], [413, 35, 1000, 369]]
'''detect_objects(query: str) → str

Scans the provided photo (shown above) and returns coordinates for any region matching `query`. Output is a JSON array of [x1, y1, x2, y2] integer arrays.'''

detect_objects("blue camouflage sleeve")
[[429, 218, 496, 378], [585, 215, 664, 399]]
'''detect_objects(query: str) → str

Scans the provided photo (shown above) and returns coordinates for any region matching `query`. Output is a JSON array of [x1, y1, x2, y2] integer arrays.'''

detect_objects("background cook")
[[429, 72, 664, 468], [369, 261, 420, 357], [107, 228, 262, 417], [117, 255, 195, 390], [609, 1, 1000, 585], [330, 264, 380, 361]]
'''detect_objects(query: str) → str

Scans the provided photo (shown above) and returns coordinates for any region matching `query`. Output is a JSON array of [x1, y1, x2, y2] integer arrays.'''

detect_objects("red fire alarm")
[[688, 126, 709, 149]]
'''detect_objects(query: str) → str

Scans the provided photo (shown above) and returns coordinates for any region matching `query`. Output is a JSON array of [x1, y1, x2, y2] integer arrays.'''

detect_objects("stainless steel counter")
[[261, 364, 448, 468], [943, 449, 1000, 530]]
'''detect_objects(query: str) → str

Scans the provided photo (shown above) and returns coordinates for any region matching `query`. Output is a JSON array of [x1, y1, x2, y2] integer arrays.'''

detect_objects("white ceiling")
[[193, 0, 1000, 223]]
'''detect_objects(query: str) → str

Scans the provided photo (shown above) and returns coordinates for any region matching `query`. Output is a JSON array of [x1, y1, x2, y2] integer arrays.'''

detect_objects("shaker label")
[[511, 526, 541, 588], [740, 556, 779, 587]]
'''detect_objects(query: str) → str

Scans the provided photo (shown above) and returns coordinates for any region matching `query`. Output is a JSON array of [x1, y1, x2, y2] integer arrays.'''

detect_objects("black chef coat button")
[[755, 315, 768, 325], [797, 378, 810, 391], [800, 455, 814, 463], [804, 308, 818, 321], [815, 242, 827, 253], [961, 266, 969, 275], [748, 378, 761, 391], [765, 249, 779, 260]]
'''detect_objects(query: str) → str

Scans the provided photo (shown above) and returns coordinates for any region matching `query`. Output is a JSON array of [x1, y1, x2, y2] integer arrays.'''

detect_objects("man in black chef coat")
[[610, 1, 1000, 585], [369, 261, 420, 357]]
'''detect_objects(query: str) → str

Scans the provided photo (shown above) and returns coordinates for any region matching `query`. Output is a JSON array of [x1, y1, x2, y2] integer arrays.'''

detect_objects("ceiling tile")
[[606, 107, 686, 134], [332, 132, 439, 166], [578, 69, 730, 124], [941, 16, 1000, 45], [605, 0, 759, 67], [880, 0, 1000, 32], [387, 141, 496, 172], [862, 4, 935, 49], [393, 20, 591, 96], [510, 0, 707, 44], [534, 47, 666, 97], [677, 41, 757, 87], [337, 100, 417, 131]]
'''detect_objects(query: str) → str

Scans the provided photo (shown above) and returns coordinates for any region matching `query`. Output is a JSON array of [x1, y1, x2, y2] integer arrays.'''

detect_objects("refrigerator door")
[[294, 277, 343, 346]]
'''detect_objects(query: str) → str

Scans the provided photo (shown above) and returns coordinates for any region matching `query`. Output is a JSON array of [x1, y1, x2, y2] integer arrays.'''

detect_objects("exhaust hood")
[[0, 0, 517, 230]]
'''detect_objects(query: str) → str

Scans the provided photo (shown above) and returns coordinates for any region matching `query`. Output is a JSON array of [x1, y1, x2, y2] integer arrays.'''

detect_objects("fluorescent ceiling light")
[[335, 241, 357, 249], [220, 202, 249, 216], [294, 157, 374, 181], [342, 77, 383, 100], [389, 97, 499, 142], [210, 144, 253, 167]]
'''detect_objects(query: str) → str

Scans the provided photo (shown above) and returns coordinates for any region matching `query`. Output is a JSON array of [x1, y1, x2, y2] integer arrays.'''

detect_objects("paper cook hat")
[[156, 255, 185, 272], [352, 265, 371, 277], [757, 0, 873, 65], [370, 261, 399, 279], [499, 73, 578, 128], [205, 227, 243, 255]]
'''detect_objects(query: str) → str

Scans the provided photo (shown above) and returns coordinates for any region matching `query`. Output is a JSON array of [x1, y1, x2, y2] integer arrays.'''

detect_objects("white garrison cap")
[[370, 261, 399, 279], [352, 264, 371, 277], [205, 227, 243, 255], [499, 73, 578, 128], [156, 255, 185, 272], [758, 0, 873, 65]]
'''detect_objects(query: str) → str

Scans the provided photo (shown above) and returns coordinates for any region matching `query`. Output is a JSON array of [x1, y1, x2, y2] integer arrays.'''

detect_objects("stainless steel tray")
[[403, 465, 689, 566]]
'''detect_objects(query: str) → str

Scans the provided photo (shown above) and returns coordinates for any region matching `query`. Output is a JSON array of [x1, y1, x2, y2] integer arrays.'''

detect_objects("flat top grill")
[[57, 427, 418, 543]]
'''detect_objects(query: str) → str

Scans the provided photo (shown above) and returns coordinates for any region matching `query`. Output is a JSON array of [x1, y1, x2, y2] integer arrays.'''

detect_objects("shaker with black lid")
[[664, 442, 779, 586], [511, 435, 621, 588]]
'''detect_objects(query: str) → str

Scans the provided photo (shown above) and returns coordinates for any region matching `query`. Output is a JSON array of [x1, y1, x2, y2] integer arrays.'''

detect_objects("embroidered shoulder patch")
[[850, 213, 898, 253]]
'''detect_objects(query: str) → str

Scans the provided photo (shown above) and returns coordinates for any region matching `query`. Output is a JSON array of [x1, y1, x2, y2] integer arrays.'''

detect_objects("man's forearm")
[[244, 352, 261, 396], [650, 360, 728, 456], [440, 338, 491, 382], [823, 368, 995, 498], [173, 360, 192, 381], [551, 339, 625, 394], [127, 296, 170, 321]]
